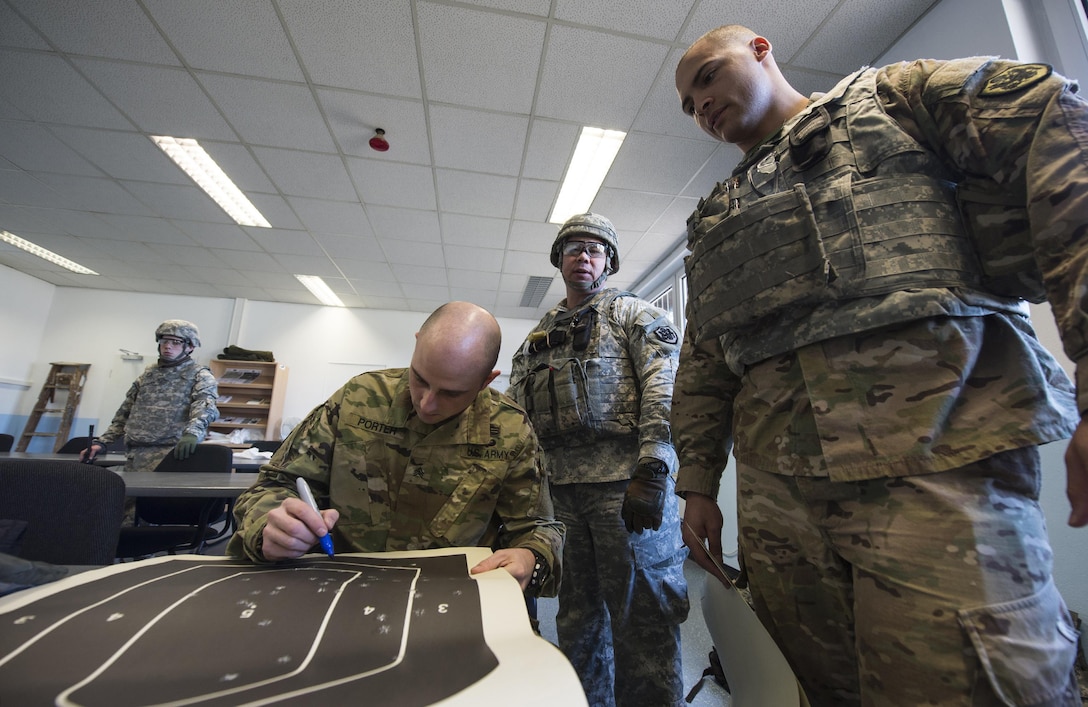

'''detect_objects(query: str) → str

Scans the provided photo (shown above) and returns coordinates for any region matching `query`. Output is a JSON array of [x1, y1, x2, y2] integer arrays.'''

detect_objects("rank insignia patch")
[[980, 63, 1052, 96]]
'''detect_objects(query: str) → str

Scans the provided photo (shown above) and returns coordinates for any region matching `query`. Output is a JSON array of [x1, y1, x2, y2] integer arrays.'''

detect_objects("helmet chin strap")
[[563, 255, 612, 292], [158, 344, 194, 367], [564, 271, 608, 292]]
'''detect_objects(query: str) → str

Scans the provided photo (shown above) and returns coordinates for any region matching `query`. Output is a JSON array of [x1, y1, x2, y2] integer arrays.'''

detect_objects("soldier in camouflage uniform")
[[509, 214, 689, 707], [672, 25, 1088, 705], [228, 302, 563, 598], [81, 319, 219, 474]]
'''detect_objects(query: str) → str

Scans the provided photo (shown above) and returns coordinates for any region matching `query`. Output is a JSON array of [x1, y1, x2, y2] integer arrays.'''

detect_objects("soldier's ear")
[[481, 369, 500, 390]]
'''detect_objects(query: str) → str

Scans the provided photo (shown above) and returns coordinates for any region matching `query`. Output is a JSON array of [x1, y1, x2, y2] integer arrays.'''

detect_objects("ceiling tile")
[[418, 3, 545, 113], [436, 169, 517, 219], [0, 51, 132, 130], [380, 237, 444, 266], [278, 0, 420, 97], [74, 59, 237, 140], [198, 73, 337, 152], [254, 147, 356, 201], [0, 121, 100, 175], [429, 105, 528, 176], [440, 212, 510, 248], [144, 0, 304, 81], [7, 0, 179, 64], [349, 158, 437, 210], [554, 0, 690, 41], [536, 25, 669, 128], [365, 205, 441, 243], [444, 244, 504, 271], [318, 89, 430, 163], [285, 197, 372, 237]]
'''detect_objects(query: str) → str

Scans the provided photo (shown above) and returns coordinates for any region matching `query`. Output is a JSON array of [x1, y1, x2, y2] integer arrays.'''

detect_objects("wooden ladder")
[[17, 362, 91, 452]]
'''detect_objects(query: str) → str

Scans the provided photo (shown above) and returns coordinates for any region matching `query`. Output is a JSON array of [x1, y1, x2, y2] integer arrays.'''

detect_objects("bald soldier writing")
[[228, 302, 563, 595]]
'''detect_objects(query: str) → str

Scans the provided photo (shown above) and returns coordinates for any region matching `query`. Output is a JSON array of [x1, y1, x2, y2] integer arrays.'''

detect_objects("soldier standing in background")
[[81, 319, 218, 473], [509, 213, 688, 707], [672, 24, 1088, 705], [228, 302, 563, 598]]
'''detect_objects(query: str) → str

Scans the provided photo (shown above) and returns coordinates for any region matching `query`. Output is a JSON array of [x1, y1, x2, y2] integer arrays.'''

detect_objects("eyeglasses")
[[562, 240, 609, 258], [159, 336, 186, 347]]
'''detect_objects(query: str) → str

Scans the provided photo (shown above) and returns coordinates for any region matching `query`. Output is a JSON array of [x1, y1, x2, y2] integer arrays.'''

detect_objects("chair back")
[[0, 434, 13, 452], [0, 459, 125, 565], [56, 436, 92, 454], [116, 444, 234, 558], [137, 444, 234, 526]]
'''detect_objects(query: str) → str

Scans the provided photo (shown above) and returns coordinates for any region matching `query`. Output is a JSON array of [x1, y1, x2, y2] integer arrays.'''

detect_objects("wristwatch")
[[526, 548, 550, 595]]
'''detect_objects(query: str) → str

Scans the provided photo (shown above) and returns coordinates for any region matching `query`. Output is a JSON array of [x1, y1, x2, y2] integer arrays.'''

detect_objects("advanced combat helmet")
[[155, 319, 201, 348], [550, 212, 620, 275]]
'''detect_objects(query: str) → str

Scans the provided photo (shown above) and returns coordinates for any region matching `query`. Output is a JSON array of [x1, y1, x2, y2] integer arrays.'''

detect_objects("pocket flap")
[[958, 580, 1078, 705]]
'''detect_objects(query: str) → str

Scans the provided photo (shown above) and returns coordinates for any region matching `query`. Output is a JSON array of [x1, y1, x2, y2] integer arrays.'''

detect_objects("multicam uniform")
[[227, 368, 563, 598], [98, 358, 218, 473], [510, 288, 689, 707], [674, 58, 1086, 705]]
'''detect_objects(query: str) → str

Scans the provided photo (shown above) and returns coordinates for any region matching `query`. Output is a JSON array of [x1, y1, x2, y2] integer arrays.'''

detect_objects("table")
[[0, 451, 126, 467], [110, 470, 258, 498], [0, 451, 265, 471]]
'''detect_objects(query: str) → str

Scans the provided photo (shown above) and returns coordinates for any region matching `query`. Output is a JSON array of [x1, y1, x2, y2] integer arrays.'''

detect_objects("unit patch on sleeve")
[[980, 63, 1052, 96], [654, 326, 679, 345]]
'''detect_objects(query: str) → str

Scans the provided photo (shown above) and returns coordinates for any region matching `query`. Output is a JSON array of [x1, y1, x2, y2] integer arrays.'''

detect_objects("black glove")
[[173, 434, 199, 460], [621, 458, 669, 533], [80, 441, 106, 464]]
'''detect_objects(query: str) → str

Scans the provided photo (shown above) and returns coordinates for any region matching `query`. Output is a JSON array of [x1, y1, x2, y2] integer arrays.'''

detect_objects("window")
[[650, 287, 674, 317]]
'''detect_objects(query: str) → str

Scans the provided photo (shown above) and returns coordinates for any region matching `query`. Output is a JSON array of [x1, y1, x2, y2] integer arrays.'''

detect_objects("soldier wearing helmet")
[[509, 213, 689, 706], [81, 319, 219, 479]]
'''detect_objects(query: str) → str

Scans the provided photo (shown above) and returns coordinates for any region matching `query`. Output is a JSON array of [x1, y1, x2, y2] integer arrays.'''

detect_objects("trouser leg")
[[738, 450, 1080, 706], [554, 481, 689, 707], [554, 483, 616, 707]]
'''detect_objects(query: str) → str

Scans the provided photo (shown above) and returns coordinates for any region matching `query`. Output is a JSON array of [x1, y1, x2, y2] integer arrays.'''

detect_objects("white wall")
[[0, 264, 56, 438], [0, 269, 537, 448]]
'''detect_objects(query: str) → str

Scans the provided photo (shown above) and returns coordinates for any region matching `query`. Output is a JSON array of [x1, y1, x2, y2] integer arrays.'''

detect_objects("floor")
[[534, 559, 731, 707]]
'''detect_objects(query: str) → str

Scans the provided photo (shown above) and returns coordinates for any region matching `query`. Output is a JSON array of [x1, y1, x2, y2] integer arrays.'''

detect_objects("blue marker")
[[295, 477, 335, 557]]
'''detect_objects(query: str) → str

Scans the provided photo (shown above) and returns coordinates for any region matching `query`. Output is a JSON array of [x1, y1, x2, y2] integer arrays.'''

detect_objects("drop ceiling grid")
[[0, 0, 940, 318]]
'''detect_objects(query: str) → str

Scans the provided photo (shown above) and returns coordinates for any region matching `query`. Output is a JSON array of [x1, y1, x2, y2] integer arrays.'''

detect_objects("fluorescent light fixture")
[[295, 274, 345, 307], [151, 135, 271, 228], [548, 126, 626, 224], [0, 230, 98, 275]]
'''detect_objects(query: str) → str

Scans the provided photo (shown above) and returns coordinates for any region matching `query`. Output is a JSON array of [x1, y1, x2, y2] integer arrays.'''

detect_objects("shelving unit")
[[208, 360, 288, 441]]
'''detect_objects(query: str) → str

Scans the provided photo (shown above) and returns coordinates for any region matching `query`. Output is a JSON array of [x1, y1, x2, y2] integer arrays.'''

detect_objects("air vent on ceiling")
[[520, 275, 554, 308]]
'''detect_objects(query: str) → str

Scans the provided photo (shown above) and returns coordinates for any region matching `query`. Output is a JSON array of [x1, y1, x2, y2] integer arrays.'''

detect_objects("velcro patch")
[[980, 63, 1052, 96], [654, 326, 679, 345]]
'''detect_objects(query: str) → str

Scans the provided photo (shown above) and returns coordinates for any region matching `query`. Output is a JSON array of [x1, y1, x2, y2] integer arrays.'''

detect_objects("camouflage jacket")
[[98, 357, 219, 448], [510, 288, 681, 485], [228, 368, 563, 596], [675, 57, 1085, 494]]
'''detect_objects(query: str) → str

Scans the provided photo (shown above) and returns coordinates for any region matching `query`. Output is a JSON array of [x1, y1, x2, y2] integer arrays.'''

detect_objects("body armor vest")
[[685, 67, 1044, 347], [512, 290, 640, 446]]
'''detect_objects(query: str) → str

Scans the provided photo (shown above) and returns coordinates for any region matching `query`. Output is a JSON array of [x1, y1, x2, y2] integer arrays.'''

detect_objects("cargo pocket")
[[428, 464, 501, 547], [958, 580, 1079, 705]]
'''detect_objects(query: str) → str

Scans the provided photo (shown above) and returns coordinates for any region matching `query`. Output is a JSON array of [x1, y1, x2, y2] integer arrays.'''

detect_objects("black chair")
[[56, 436, 92, 454], [0, 433, 13, 452], [114, 444, 235, 559], [57, 436, 125, 454], [0, 459, 125, 565]]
